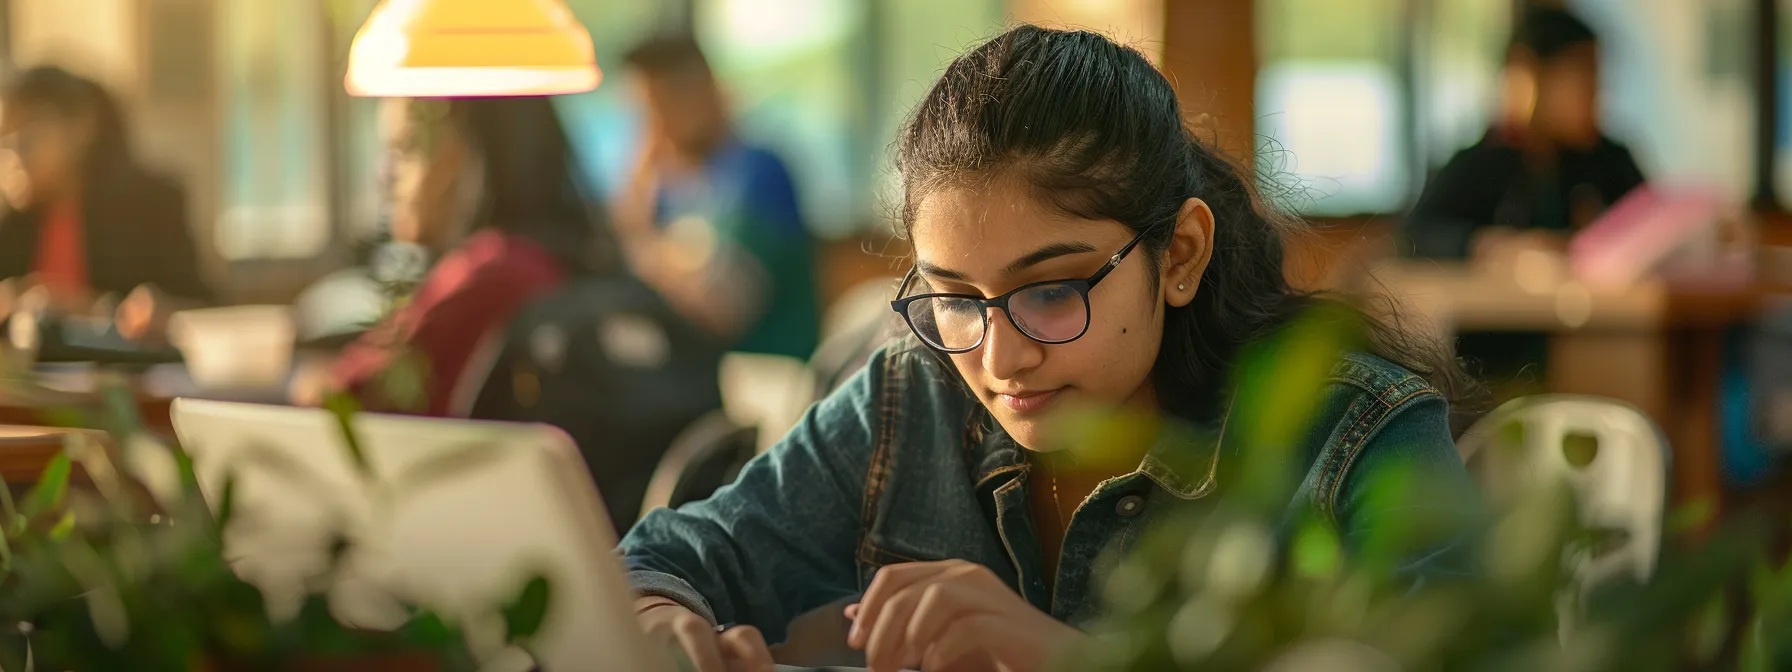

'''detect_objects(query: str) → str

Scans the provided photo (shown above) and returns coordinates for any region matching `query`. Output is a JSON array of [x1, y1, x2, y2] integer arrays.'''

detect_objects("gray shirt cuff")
[[629, 570, 718, 624]]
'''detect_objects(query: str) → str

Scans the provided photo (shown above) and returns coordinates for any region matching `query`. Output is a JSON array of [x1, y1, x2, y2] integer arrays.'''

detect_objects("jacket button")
[[1115, 495, 1146, 518]]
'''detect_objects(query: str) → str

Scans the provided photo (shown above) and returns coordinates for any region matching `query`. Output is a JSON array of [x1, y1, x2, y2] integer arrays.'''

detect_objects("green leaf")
[[97, 382, 143, 440], [398, 611, 458, 648], [322, 393, 372, 476], [1291, 520, 1342, 579], [215, 473, 239, 529], [46, 510, 75, 541], [1689, 595, 1729, 663], [37, 407, 87, 429], [20, 452, 71, 521], [0, 469, 19, 529], [1666, 498, 1717, 536], [0, 522, 11, 578], [503, 575, 553, 642]]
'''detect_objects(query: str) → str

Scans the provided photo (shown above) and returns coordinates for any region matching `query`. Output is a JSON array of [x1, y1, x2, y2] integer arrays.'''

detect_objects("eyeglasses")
[[891, 227, 1154, 354]]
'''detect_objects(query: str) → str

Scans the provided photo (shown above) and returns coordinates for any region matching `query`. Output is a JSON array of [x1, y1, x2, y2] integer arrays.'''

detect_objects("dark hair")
[[622, 34, 713, 79], [435, 96, 616, 274], [1512, 6, 1599, 62], [2, 65, 133, 175], [896, 25, 1472, 424]]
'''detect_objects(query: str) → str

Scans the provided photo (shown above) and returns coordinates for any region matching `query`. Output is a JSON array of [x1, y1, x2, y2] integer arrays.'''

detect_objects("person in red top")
[[324, 96, 611, 416], [0, 66, 211, 333]]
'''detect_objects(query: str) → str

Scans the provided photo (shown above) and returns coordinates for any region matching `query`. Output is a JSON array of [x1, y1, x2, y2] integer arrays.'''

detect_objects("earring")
[[1176, 283, 1186, 291]]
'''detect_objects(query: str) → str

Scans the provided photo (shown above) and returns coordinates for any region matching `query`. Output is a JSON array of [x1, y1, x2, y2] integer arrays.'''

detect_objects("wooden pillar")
[[1161, 0, 1257, 163]]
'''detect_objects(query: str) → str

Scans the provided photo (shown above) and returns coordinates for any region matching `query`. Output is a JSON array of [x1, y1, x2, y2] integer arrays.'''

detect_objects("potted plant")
[[0, 369, 550, 671], [1058, 306, 1771, 671]]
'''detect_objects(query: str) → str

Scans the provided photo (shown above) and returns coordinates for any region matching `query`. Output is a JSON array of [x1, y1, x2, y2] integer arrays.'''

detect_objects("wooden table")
[[1372, 260, 1779, 517], [0, 425, 94, 486]]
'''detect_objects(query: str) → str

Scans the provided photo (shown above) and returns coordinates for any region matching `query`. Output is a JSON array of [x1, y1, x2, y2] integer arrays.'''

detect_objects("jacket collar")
[[969, 403, 1227, 500]]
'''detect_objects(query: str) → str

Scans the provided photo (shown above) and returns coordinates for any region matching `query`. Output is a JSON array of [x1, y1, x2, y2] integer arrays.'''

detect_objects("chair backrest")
[[1457, 394, 1671, 588], [468, 275, 725, 535], [720, 352, 814, 453], [639, 410, 759, 517]]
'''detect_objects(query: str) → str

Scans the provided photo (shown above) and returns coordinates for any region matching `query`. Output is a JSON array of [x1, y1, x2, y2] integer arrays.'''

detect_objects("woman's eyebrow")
[[916, 241, 1101, 282]]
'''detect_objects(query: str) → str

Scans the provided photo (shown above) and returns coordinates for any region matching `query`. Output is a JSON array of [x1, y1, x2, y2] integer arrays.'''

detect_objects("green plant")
[[1059, 306, 1769, 671], [0, 369, 548, 671]]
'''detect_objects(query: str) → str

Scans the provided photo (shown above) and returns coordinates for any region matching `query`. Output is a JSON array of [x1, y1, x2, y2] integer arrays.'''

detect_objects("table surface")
[[1371, 260, 1772, 334]]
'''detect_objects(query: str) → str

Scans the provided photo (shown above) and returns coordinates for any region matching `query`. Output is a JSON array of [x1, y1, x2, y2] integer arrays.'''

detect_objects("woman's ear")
[[1162, 198, 1215, 307]]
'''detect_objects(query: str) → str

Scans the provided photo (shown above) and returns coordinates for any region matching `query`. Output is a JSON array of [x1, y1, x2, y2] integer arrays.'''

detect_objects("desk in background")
[[1374, 260, 1782, 518]]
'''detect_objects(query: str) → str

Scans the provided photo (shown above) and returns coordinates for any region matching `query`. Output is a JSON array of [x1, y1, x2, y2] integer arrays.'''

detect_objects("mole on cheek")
[[1121, 327, 1128, 335]]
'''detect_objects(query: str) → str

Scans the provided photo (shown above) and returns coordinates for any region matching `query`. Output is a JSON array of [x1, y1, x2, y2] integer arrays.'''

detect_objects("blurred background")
[[0, 0, 1767, 297], [3, 0, 1792, 529]]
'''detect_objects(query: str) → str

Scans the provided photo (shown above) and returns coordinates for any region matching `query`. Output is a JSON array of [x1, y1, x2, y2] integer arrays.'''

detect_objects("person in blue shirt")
[[615, 34, 820, 360]]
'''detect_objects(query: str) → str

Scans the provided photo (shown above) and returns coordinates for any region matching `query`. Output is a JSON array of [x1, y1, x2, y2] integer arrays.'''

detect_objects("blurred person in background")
[[615, 34, 821, 360], [0, 66, 210, 338], [323, 97, 600, 414], [315, 96, 723, 533], [1401, 5, 1647, 397], [1404, 5, 1646, 260]]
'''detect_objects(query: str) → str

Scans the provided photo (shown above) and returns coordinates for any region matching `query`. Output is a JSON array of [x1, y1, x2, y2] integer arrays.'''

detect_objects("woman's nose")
[[981, 308, 1043, 380]]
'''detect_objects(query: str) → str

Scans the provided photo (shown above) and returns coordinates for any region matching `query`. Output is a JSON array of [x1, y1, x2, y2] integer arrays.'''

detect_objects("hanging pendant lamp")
[[346, 0, 600, 98]]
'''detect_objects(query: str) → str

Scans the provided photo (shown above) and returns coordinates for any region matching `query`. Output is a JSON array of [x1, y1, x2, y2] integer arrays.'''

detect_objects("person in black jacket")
[[0, 66, 209, 338], [1404, 6, 1646, 260], [1402, 6, 1646, 397]]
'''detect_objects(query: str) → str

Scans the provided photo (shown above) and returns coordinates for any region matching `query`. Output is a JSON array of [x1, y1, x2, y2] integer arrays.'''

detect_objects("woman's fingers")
[[717, 625, 775, 672], [666, 613, 728, 672], [851, 561, 962, 648], [903, 582, 970, 666], [864, 585, 929, 672], [919, 620, 997, 672], [850, 563, 930, 648]]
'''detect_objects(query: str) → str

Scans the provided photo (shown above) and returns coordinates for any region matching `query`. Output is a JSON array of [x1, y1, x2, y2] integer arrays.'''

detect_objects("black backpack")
[[468, 275, 725, 535]]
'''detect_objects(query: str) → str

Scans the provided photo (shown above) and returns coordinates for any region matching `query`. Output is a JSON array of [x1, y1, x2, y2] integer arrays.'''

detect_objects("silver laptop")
[[172, 399, 867, 672], [171, 399, 672, 671]]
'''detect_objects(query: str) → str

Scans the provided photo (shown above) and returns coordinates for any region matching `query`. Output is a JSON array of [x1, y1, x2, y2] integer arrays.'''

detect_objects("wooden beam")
[[1161, 0, 1257, 163]]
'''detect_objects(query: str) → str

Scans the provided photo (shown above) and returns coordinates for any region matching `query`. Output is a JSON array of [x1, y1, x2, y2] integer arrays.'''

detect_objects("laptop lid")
[[170, 398, 673, 671]]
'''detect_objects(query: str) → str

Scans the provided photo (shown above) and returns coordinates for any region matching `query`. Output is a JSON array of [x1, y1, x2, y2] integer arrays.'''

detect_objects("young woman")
[[620, 26, 1476, 672], [324, 96, 606, 415], [0, 66, 210, 335], [320, 96, 724, 535]]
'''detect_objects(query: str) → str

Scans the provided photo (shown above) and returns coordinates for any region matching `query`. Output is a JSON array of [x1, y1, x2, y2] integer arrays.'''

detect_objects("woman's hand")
[[115, 284, 169, 342], [846, 560, 1086, 672], [635, 595, 775, 672]]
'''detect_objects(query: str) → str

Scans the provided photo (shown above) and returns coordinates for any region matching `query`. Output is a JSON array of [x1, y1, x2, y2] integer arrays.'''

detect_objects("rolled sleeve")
[[618, 349, 889, 642], [629, 569, 717, 624]]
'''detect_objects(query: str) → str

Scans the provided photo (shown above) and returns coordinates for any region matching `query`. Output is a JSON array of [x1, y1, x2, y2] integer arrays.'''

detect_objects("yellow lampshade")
[[346, 0, 600, 98]]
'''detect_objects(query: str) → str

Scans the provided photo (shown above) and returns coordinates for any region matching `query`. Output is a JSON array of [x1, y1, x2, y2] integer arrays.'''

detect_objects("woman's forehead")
[[911, 181, 1130, 282], [913, 183, 1117, 252]]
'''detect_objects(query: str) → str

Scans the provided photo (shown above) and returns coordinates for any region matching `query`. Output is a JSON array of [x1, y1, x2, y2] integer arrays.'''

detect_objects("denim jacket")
[[620, 344, 1473, 643]]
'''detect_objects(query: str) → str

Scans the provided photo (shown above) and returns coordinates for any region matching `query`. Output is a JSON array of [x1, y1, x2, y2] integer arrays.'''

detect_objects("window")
[[696, 0, 866, 237], [1414, 0, 1510, 170], [215, 0, 331, 260], [1255, 0, 1409, 216], [328, 0, 384, 241], [656, 0, 1005, 237], [1258, 0, 1759, 216], [1574, 0, 1754, 203]]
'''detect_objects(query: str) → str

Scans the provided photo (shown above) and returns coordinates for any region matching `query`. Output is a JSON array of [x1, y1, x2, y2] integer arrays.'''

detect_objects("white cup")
[[168, 305, 297, 389]]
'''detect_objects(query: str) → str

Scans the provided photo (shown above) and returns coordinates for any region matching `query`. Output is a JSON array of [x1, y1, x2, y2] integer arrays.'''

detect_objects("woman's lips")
[[996, 388, 1063, 414]]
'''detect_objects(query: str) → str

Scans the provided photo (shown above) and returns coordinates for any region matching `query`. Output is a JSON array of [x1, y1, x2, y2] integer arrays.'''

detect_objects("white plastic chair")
[[1457, 395, 1671, 590], [719, 352, 815, 453]]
